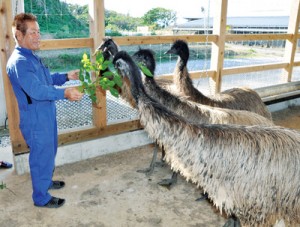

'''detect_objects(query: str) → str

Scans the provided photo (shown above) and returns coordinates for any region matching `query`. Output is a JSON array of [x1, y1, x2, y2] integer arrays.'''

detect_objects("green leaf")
[[79, 70, 84, 81], [113, 74, 122, 87], [102, 71, 114, 77], [107, 80, 115, 87], [110, 87, 119, 98], [90, 95, 97, 103], [95, 52, 104, 64], [84, 71, 89, 78], [83, 81, 89, 89], [100, 61, 110, 70], [89, 87, 96, 95], [138, 63, 153, 77]]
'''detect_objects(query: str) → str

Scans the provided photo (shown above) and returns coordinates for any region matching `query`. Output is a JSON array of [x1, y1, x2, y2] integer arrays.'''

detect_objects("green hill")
[[24, 0, 89, 38]]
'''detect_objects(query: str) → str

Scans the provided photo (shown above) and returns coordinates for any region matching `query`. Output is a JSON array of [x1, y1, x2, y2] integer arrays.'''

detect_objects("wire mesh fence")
[[19, 0, 300, 133], [55, 93, 138, 131]]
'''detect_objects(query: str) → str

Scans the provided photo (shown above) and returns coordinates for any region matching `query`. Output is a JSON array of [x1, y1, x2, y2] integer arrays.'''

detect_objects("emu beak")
[[164, 49, 174, 55], [92, 49, 101, 56]]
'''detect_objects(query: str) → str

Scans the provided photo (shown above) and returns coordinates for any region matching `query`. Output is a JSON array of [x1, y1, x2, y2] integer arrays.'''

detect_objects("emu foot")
[[195, 192, 208, 202], [137, 158, 157, 176], [154, 160, 166, 168], [158, 172, 178, 189], [136, 166, 154, 175], [223, 215, 241, 227]]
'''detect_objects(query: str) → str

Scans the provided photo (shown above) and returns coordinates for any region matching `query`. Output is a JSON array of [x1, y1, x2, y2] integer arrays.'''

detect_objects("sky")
[[64, 0, 291, 23]]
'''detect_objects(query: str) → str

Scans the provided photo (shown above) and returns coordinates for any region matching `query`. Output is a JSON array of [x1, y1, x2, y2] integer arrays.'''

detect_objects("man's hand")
[[67, 69, 80, 80], [64, 87, 84, 101]]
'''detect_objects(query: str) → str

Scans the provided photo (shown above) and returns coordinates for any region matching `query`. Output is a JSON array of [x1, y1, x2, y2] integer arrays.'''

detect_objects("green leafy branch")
[[78, 52, 122, 104]]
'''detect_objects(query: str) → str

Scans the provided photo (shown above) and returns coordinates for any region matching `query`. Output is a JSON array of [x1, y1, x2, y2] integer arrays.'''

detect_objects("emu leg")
[[158, 171, 178, 188], [137, 143, 158, 176], [223, 215, 241, 227], [154, 145, 166, 167]]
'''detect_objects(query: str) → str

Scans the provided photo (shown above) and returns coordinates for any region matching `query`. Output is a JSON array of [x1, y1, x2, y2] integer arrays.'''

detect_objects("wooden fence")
[[0, 0, 300, 155]]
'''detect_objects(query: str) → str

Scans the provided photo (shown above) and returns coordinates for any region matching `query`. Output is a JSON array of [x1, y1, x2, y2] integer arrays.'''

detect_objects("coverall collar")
[[16, 45, 36, 56]]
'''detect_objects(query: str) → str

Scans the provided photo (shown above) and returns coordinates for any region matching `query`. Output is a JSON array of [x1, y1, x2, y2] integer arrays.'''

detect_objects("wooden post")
[[89, 0, 107, 128], [0, 0, 28, 154], [209, 0, 228, 94], [282, 0, 300, 82]]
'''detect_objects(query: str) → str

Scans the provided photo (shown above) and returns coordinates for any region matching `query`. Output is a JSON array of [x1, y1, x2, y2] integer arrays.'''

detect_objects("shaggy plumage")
[[166, 39, 272, 121], [132, 48, 274, 186], [113, 50, 300, 226]]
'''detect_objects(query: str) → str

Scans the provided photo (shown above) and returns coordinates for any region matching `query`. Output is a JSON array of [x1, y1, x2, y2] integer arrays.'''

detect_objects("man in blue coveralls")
[[6, 13, 84, 208]]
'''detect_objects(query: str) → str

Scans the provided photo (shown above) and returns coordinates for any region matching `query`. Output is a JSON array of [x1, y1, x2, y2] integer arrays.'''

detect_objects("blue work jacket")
[[6, 46, 67, 111]]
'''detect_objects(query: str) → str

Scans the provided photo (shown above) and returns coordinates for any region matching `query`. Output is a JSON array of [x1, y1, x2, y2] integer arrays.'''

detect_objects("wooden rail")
[[1, 0, 300, 155]]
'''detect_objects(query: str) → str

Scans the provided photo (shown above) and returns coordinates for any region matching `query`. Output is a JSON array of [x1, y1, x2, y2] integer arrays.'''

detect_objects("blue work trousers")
[[20, 101, 58, 206]]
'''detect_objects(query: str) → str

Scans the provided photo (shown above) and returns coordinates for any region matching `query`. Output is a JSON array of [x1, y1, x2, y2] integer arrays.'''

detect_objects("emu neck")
[[172, 57, 214, 105], [145, 75, 213, 124]]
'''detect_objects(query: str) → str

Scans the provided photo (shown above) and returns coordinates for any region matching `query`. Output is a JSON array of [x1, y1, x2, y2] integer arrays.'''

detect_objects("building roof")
[[174, 16, 290, 30]]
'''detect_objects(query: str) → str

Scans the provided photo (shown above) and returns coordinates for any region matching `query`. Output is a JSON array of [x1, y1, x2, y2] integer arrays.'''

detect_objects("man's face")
[[16, 21, 40, 50]]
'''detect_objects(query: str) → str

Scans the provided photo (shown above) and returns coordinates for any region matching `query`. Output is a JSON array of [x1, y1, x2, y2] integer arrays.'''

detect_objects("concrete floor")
[[0, 105, 300, 227]]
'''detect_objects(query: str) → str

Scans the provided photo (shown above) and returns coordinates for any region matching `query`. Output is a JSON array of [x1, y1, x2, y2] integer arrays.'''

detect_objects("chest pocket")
[[32, 56, 53, 85]]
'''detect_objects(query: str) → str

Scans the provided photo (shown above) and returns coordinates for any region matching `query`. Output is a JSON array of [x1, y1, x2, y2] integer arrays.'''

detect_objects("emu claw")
[[137, 167, 154, 176], [158, 172, 178, 189], [195, 192, 208, 202], [157, 179, 174, 188]]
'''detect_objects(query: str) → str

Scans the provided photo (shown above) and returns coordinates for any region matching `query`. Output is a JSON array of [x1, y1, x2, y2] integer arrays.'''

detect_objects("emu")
[[95, 37, 119, 60], [113, 50, 300, 227], [96, 37, 171, 104], [165, 39, 272, 120], [132, 48, 274, 186]]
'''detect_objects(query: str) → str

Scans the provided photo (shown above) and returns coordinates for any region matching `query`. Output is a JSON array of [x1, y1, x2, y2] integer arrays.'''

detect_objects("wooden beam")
[[58, 120, 142, 146], [226, 33, 293, 42], [13, 120, 143, 155], [222, 62, 289, 75], [112, 35, 218, 46], [158, 70, 215, 80], [39, 38, 93, 50], [294, 60, 300, 67]]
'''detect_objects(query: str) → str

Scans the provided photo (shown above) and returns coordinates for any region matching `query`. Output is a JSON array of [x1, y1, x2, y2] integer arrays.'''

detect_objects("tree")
[[142, 7, 177, 29], [105, 10, 143, 32]]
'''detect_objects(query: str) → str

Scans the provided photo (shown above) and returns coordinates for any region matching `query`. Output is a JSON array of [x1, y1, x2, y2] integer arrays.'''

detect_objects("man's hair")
[[12, 13, 37, 36]]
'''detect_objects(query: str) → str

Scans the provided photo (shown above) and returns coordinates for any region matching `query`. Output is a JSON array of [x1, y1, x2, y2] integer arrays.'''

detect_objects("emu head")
[[132, 48, 156, 76], [165, 39, 189, 65], [113, 51, 144, 106], [95, 37, 119, 60]]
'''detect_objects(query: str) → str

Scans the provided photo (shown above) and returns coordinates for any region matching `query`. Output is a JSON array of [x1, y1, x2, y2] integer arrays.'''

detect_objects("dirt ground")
[[1, 106, 300, 227]]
